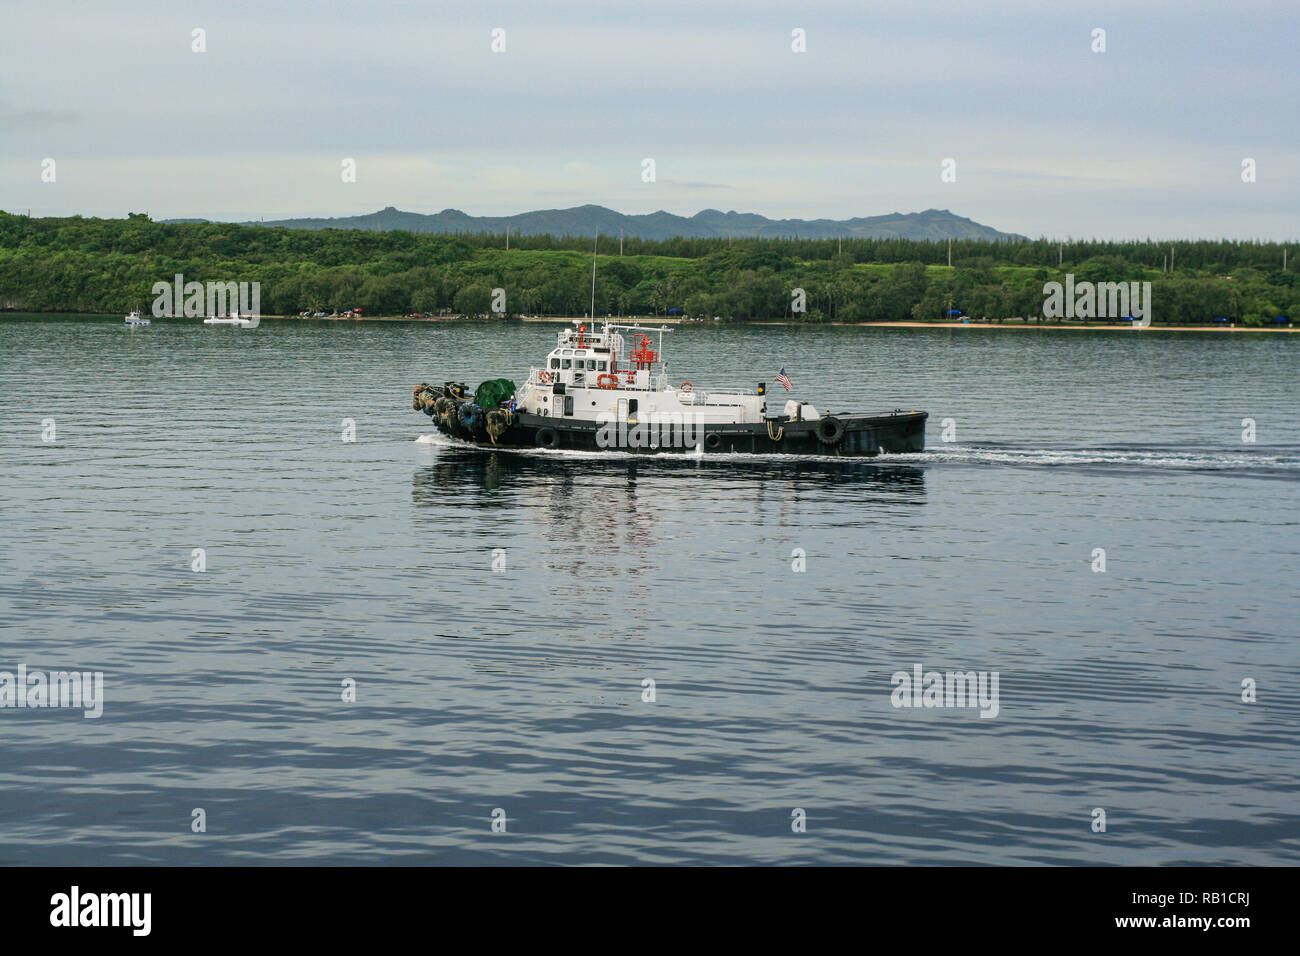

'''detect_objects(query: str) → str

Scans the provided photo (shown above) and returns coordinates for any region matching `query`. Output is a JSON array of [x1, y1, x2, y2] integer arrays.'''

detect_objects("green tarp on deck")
[[474, 379, 517, 409]]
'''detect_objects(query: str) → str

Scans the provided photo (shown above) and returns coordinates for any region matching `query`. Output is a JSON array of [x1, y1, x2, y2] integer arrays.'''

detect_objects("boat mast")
[[590, 233, 597, 321]]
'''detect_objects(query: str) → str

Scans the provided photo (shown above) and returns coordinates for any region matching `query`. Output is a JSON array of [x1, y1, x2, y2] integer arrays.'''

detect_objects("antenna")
[[590, 233, 598, 320]]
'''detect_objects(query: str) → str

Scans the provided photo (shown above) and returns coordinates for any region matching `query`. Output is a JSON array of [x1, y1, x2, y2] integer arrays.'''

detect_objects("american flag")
[[776, 367, 793, 391]]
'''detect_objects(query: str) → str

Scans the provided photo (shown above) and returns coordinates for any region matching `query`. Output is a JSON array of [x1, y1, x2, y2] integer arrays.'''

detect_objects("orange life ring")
[[596, 373, 618, 389], [680, 382, 693, 393], [539, 370, 552, 384]]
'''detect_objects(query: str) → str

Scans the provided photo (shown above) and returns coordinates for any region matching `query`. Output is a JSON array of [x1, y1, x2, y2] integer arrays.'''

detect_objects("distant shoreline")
[[4, 311, 1295, 332]]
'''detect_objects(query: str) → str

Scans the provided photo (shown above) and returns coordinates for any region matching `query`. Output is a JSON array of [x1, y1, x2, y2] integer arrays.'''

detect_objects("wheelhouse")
[[516, 320, 766, 424]]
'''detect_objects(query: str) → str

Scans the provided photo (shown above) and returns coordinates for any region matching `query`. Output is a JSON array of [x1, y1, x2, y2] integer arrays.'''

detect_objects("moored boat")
[[412, 320, 926, 456], [124, 310, 150, 326], [203, 311, 260, 327]]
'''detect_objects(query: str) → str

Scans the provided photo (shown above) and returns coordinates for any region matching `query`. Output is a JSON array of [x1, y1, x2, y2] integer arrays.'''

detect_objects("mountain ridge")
[[164, 205, 1025, 242]]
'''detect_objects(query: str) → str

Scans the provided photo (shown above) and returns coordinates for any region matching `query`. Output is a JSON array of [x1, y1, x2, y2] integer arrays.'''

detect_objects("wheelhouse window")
[[549, 358, 560, 369], [597, 361, 607, 371], [562, 359, 572, 369]]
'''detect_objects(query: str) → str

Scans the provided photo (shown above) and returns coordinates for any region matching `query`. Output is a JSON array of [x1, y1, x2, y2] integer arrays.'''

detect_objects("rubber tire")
[[704, 432, 722, 450], [535, 426, 561, 450], [435, 398, 456, 429], [817, 416, 845, 445]]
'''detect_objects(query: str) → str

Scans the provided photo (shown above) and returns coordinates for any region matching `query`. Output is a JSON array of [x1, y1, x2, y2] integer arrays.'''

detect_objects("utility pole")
[[1170, 245, 1174, 273], [1284, 247, 1288, 271]]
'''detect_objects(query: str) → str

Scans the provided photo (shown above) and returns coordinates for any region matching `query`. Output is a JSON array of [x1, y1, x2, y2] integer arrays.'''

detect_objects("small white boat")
[[124, 310, 150, 326], [203, 311, 260, 328]]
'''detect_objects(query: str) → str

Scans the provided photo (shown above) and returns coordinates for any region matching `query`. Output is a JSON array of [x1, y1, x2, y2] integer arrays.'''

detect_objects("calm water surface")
[[1, 316, 1297, 865]]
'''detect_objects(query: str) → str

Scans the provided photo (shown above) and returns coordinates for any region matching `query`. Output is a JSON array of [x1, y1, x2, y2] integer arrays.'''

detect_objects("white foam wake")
[[883, 446, 1300, 470], [415, 435, 1299, 471]]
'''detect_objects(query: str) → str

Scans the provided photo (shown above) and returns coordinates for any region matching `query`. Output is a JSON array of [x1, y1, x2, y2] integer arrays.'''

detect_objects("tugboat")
[[412, 320, 927, 456]]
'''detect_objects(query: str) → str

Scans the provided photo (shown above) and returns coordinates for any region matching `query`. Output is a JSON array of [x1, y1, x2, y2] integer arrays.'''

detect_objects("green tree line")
[[0, 211, 1294, 324]]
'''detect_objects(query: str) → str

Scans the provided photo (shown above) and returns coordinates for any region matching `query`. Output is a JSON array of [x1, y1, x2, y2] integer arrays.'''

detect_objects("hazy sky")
[[2, 0, 1296, 239]]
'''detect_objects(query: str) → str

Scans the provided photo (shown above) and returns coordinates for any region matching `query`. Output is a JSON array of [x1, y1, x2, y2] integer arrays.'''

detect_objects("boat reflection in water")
[[413, 447, 926, 505], [414, 447, 922, 536], [411, 445, 926, 626]]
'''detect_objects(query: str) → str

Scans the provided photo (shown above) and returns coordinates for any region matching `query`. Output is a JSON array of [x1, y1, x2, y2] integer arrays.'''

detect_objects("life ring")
[[680, 382, 693, 393], [704, 432, 721, 450], [817, 416, 846, 445], [539, 370, 552, 384], [597, 373, 619, 389], [535, 426, 561, 449]]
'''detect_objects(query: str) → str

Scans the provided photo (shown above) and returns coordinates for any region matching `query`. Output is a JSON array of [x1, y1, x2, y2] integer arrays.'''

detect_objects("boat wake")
[[882, 443, 1300, 475], [415, 432, 700, 461], [416, 433, 1300, 477]]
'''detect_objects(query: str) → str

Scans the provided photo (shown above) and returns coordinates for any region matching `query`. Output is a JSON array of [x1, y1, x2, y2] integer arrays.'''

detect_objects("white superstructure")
[[514, 320, 799, 425]]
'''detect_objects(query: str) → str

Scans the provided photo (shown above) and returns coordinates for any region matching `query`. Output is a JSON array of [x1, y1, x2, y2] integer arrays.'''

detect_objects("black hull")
[[431, 410, 927, 456]]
